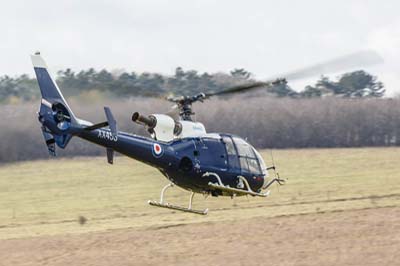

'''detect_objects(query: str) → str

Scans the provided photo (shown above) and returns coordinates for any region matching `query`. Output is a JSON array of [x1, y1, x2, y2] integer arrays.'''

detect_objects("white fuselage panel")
[[149, 114, 207, 142], [178, 121, 207, 138]]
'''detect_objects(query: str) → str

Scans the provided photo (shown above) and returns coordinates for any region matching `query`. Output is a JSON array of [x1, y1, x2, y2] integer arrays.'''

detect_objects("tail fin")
[[32, 52, 116, 156], [31, 52, 78, 124], [32, 52, 80, 155]]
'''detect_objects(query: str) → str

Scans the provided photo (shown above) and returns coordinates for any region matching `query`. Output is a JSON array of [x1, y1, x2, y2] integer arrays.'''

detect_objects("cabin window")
[[247, 158, 259, 173], [222, 136, 240, 169], [233, 137, 263, 174]]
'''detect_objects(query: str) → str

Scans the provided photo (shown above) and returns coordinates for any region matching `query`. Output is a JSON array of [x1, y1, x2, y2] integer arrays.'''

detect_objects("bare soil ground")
[[1, 207, 399, 266], [2, 149, 400, 265]]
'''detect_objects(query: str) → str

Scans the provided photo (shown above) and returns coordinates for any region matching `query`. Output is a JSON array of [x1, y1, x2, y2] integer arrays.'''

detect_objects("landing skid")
[[148, 201, 208, 215], [148, 183, 208, 215]]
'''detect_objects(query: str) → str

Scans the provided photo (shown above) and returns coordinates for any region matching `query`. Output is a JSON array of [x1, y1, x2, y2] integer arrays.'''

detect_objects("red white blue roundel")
[[152, 143, 163, 157]]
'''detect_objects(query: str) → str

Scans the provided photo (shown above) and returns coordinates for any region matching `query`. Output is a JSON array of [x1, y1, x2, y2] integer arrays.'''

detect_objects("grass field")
[[1, 147, 400, 240]]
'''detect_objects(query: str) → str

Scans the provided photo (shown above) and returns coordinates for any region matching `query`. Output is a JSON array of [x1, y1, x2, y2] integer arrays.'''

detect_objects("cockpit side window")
[[222, 136, 240, 170], [253, 148, 267, 175], [233, 137, 263, 174], [224, 137, 236, 155], [235, 138, 254, 158], [247, 158, 260, 173]]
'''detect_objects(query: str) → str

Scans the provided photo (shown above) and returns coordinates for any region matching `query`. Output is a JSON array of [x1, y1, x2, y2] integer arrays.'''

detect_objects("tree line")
[[0, 67, 385, 103], [1, 97, 399, 163]]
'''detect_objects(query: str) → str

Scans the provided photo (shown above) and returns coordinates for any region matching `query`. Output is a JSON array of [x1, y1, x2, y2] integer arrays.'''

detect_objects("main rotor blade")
[[206, 81, 270, 96], [269, 50, 384, 82], [206, 50, 383, 97], [161, 50, 384, 101]]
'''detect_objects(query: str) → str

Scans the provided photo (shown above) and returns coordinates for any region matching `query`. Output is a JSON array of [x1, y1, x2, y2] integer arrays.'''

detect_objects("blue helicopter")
[[32, 51, 381, 214]]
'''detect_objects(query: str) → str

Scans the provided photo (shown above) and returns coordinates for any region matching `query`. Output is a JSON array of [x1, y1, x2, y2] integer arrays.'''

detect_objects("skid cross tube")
[[148, 183, 208, 215], [159, 183, 173, 204], [203, 172, 224, 186], [188, 192, 195, 209]]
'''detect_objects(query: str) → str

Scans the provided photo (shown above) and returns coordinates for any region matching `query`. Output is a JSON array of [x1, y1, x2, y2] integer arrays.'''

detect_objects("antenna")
[[270, 149, 279, 191], [267, 149, 277, 177], [267, 149, 286, 189]]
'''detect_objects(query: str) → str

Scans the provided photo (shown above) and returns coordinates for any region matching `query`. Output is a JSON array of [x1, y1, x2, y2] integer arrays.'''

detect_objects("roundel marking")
[[153, 143, 163, 157]]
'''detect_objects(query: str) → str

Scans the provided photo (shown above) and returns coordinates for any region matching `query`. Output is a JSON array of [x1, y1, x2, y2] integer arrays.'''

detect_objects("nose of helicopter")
[[252, 175, 265, 190], [253, 173, 268, 191]]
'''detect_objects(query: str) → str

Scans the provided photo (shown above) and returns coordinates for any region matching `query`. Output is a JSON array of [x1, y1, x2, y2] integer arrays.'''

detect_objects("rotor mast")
[[168, 93, 207, 121]]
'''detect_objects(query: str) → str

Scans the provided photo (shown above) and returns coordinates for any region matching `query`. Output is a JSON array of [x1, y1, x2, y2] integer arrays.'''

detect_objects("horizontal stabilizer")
[[84, 121, 109, 131]]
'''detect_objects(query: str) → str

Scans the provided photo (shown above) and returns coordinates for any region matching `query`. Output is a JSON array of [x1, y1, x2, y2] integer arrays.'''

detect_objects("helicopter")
[[31, 51, 382, 215]]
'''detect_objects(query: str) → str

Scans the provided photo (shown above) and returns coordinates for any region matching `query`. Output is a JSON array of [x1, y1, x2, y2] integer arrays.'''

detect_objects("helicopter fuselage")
[[32, 52, 283, 214], [79, 129, 268, 195]]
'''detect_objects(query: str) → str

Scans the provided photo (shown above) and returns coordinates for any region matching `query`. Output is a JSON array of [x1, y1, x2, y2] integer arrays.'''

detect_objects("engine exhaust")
[[132, 112, 157, 128]]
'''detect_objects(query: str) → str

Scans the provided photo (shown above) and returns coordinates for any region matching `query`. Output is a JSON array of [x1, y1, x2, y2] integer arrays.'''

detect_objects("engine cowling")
[[132, 112, 207, 141], [132, 112, 177, 142], [150, 114, 176, 141]]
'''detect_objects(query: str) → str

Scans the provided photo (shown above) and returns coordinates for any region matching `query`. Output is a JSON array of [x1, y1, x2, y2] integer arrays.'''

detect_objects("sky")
[[1, 0, 400, 95]]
